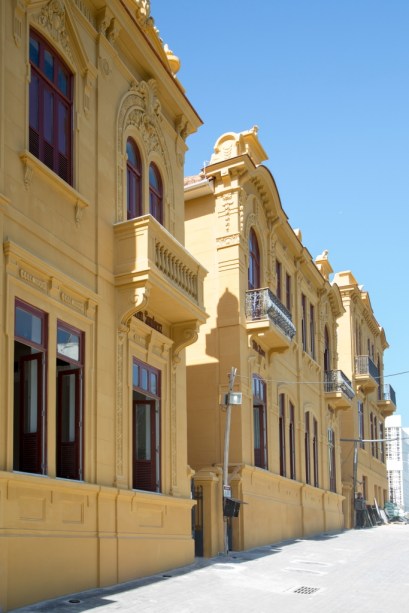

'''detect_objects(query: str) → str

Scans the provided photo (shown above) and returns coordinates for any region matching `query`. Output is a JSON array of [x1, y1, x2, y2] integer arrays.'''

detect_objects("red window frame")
[[56, 321, 84, 480], [305, 411, 311, 484], [279, 393, 286, 477], [29, 30, 73, 184], [248, 228, 260, 290], [310, 304, 316, 359], [253, 376, 267, 469], [276, 260, 282, 301], [358, 401, 365, 449], [313, 417, 319, 487], [301, 294, 307, 351], [126, 138, 142, 219], [14, 299, 48, 475], [324, 326, 331, 372], [285, 273, 291, 313], [149, 163, 163, 224], [289, 401, 296, 480], [132, 359, 161, 491], [328, 427, 336, 493]]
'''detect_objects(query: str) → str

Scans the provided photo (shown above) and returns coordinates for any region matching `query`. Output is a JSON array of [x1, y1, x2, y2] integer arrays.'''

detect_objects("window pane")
[[150, 372, 157, 395], [61, 373, 76, 442], [136, 404, 151, 460], [57, 327, 80, 362], [44, 49, 54, 81], [43, 89, 54, 142], [24, 359, 38, 434], [29, 75, 39, 130], [141, 368, 148, 390], [133, 363, 139, 387], [58, 101, 68, 155], [15, 307, 42, 344], [253, 407, 261, 448], [30, 37, 39, 65], [127, 140, 138, 167], [57, 65, 68, 96], [149, 164, 159, 190]]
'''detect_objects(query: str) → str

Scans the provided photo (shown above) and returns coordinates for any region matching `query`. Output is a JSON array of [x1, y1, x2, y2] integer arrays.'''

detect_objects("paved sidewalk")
[[13, 524, 409, 612]]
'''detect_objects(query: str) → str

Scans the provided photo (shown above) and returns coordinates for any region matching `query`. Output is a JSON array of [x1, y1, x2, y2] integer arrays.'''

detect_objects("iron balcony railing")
[[379, 383, 396, 406], [324, 370, 355, 400], [245, 288, 296, 341], [355, 355, 379, 380]]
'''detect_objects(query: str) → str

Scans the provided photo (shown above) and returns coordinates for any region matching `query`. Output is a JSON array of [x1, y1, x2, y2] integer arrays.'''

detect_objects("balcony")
[[245, 288, 296, 352], [114, 215, 207, 325], [324, 370, 355, 410], [354, 355, 379, 394], [377, 383, 397, 417]]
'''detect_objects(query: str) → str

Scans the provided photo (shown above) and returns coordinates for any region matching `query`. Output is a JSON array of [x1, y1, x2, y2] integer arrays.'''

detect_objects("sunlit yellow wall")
[[335, 271, 392, 527], [0, 1, 205, 610], [185, 129, 346, 555]]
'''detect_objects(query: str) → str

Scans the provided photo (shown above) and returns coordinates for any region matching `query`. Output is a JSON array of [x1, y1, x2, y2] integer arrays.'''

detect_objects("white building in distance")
[[385, 414, 409, 513]]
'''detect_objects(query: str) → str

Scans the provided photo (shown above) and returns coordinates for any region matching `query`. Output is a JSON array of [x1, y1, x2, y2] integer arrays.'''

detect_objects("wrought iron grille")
[[380, 383, 396, 405], [324, 370, 355, 400], [245, 288, 296, 340], [355, 355, 379, 380]]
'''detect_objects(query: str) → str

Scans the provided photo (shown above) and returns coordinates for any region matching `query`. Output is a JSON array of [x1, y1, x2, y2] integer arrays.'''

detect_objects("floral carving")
[[117, 79, 173, 222], [34, 0, 72, 62]]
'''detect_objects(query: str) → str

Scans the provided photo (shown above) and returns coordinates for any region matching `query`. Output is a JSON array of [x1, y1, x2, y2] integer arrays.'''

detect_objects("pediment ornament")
[[33, 0, 72, 62], [134, 0, 152, 27]]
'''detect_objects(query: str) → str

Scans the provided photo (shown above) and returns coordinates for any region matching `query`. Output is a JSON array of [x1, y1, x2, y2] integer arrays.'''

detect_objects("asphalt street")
[[13, 523, 409, 613]]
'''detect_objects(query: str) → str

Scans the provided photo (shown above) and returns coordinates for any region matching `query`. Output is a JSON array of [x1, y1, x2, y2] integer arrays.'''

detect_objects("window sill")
[[19, 150, 89, 225]]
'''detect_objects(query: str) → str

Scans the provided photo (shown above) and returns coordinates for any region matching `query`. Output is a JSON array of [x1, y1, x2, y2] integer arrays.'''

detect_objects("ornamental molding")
[[116, 80, 173, 224], [33, 0, 73, 62], [171, 321, 200, 364], [72, 0, 96, 28], [117, 284, 151, 328], [133, 0, 152, 28], [4, 240, 98, 318], [216, 233, 241, 249], [14, 0, 25, 48]]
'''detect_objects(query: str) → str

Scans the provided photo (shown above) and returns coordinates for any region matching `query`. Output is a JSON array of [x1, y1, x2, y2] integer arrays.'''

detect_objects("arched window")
[[149, 163, 163, 223], [29, 30, 73, 184], [324, 326, 331, 372], [248, 228, 260, 290], [126, 138, 142, 219]]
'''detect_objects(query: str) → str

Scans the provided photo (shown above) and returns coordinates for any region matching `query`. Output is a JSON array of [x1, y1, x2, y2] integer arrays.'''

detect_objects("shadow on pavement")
[[13, 531, 344, 612]]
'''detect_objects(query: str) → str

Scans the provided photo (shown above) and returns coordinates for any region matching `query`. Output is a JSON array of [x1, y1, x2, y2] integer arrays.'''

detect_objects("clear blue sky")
[[153, 1, 409, 425]]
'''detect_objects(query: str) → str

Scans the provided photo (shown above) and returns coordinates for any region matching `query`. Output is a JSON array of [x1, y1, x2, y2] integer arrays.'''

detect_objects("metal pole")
[[223, 367, 237, 556], [353, 440, 358, 527]]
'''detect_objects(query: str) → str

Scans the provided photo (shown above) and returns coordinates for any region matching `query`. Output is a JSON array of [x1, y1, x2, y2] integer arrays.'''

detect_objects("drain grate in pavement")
[[292, 586, 320, 595]]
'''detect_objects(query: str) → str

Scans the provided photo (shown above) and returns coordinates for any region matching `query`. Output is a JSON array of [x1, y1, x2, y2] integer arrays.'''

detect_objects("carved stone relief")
[[33, 0, 73, 62], [116, 80, 173, 223]]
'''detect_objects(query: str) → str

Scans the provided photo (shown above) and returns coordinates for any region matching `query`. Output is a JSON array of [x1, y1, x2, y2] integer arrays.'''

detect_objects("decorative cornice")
[[4, 240, 98, 318]]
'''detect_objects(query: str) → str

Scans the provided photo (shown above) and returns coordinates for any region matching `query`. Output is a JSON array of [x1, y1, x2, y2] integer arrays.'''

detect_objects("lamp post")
[[222, 367, 241, 556]]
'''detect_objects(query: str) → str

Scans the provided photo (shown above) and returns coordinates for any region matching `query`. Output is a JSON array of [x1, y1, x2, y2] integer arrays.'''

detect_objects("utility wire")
[[232, 369, 409, 386]]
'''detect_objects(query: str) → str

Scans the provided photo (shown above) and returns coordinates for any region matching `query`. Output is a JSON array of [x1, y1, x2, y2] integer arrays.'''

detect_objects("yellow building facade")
[[334, 271, 395, 528], [184, 128, 353, 556], [0, 1, 207, 610]]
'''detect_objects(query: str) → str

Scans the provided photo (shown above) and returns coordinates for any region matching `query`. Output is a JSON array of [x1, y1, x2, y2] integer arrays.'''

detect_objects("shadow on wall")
[[205, 287, 241, 360]]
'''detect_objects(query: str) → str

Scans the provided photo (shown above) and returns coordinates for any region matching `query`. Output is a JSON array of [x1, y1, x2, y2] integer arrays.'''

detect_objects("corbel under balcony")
[[114, 215, 208, 327]]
